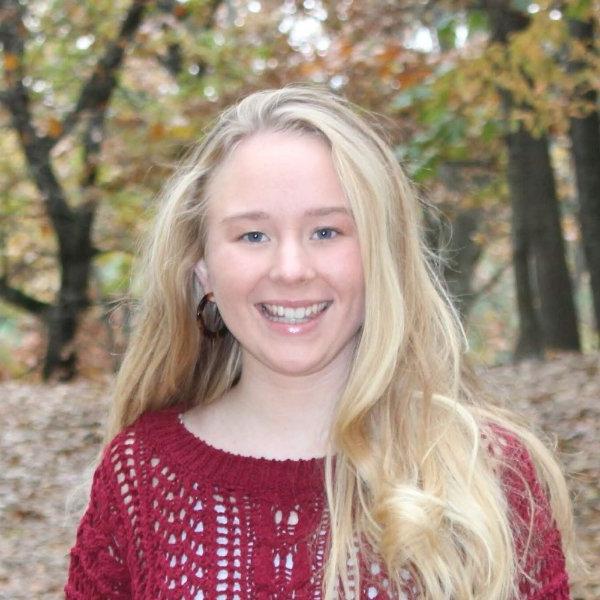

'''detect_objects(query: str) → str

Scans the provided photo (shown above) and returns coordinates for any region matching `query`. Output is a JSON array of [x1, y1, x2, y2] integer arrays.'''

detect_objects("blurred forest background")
[[0, 0, 599, 598], [0, 0, 599, 379]]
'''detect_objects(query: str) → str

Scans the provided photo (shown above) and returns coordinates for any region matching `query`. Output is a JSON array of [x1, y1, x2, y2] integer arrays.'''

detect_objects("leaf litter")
[[0, 351, 598, 598]]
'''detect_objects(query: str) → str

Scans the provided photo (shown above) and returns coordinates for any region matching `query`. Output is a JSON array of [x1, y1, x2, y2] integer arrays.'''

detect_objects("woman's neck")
[[185, 347, 353, 460]]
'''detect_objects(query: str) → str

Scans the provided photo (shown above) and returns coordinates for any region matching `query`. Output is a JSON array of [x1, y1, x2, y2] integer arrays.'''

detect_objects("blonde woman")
[[65, 86, 574, 599]]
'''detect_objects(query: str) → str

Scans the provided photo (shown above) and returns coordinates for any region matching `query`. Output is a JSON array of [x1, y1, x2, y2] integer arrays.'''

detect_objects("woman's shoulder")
[[479, 417, 568, 547], [479, 419, 549, 502], [478, 417, 571, 595], [96, 404, 184, 483], [480, 419, 541, 473]]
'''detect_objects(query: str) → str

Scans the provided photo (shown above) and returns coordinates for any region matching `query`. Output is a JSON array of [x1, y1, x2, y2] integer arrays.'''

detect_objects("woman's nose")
[[268, 239, 316, 284]]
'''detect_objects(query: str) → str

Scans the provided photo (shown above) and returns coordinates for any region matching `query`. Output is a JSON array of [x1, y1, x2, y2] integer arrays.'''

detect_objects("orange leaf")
[[4, 53, 19, 71], [46, 117, 63, 138], [173, 5, 188, 18], [299, 61, 323, 76], [375, 45, 403, 64], [395, 67, 431, 87], [149, 122, 166, 140]]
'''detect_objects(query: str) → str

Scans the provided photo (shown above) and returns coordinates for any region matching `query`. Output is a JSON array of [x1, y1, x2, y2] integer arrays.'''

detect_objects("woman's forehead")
[[205, 131, 350, 218], [212, 131, 333, 181]]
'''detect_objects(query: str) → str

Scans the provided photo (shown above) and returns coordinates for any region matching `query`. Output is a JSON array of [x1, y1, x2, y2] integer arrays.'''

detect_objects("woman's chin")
[[264, 358, 328, 378]]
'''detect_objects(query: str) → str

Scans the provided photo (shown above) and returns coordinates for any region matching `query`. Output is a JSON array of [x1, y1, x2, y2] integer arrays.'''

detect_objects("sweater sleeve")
[[64, 443, 132, 599], [498, 430, 571, 600]]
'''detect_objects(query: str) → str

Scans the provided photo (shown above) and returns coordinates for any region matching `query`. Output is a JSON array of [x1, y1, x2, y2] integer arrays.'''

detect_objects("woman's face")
[[195, 130, 365, 377]]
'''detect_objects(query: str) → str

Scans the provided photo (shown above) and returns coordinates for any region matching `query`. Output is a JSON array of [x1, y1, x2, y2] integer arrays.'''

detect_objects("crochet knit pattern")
[[65, 405, 570, 599]]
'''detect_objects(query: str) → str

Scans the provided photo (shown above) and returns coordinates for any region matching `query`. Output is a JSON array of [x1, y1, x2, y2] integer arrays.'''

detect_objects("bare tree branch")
[[0, 0, 74, 233], [0, 277, 50, 315], [469, 262, 510, 308], [0, 0, 151, 378], [52, 0, 149, 148], [154, 0, 222, 77], [0, 3, 42, 150]]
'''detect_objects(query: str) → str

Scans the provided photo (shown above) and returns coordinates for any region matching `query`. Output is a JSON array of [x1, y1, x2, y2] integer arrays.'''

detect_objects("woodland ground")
[[0, 351, 598, 599]]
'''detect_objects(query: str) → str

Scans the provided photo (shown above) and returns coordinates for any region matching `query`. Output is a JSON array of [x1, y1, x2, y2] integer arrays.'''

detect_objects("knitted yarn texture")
[[64, 405, 570, 599]]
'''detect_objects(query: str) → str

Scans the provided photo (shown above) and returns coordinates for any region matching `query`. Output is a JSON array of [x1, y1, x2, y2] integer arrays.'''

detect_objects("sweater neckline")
[[141, 405, 328, 496]]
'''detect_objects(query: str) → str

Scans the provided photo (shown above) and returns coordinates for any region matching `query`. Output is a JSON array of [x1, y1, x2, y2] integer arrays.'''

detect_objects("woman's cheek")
[[330, 244, 364, 279]]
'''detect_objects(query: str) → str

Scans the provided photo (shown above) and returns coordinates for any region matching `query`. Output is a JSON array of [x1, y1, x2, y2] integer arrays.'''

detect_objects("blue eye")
[[313, 228, 338, 240], [241, 231, 267, 243]]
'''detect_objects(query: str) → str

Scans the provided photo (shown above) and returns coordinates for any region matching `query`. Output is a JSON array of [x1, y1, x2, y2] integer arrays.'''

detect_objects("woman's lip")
[[257, 300, 332, 308], [256, 301, 329, 334]]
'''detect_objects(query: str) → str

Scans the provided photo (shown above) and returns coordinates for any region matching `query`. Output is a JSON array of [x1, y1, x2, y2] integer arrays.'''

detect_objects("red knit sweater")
[[65, 405, 570, 599]]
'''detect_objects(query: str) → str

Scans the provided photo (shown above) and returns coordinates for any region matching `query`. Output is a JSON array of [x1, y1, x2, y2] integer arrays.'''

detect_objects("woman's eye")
[[241, 231, 267, 243], [313, 228, 339, 240]]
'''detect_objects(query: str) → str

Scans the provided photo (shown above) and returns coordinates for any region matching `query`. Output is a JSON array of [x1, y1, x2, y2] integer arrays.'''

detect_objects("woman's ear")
[[194, 259, 211, 293]]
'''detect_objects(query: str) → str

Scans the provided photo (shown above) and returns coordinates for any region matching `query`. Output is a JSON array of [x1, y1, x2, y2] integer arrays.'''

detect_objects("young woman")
[[65, 86, 574, 599]]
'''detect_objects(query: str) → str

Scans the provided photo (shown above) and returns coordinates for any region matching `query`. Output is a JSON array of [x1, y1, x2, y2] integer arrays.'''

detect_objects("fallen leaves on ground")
[[476, 351, 600, 599], [0, 351, 598, 599]]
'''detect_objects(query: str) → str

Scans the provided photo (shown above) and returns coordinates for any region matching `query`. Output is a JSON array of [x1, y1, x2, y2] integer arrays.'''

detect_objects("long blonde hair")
[[106, 85, 575, 598]]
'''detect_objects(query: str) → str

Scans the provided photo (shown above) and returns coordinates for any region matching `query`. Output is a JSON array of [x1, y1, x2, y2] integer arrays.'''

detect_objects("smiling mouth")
[[259, 302, 331, 324]]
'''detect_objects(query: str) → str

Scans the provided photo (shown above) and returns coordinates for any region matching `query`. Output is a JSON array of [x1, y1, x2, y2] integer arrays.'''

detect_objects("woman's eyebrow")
[[304, 206, 350, 217], [220, 206, 350, 225], [220, 211, 269, 225]]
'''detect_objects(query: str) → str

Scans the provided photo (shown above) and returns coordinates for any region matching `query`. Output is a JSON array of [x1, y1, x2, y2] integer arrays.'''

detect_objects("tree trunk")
[[483, 0, 581, 357], [43, 208, 96, 380], [442, 208, 483, 321], [512, 225, 544, 359], [421, 204, 484, 322], [568, 18, 600, 342], [0, 0, 149, 379], [506, 127, 579, 352]]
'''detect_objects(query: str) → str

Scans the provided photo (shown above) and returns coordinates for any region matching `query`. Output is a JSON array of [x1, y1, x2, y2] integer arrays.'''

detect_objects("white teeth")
[[262, 302, 329, 322]]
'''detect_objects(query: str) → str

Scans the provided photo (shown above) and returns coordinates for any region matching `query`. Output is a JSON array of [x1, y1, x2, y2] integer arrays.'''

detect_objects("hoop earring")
[[196, 293, 228, 338]]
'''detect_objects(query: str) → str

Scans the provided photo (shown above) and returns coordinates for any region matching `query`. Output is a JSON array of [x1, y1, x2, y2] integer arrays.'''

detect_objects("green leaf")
[[482, 120, 501, 142], [564, 0, 592, 20], [96, 251, 133, 295], [391, 85, 432, 111], [467, 10, 488, 35], [510, 0, 531, 12], [437, 18, 457, 49]]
